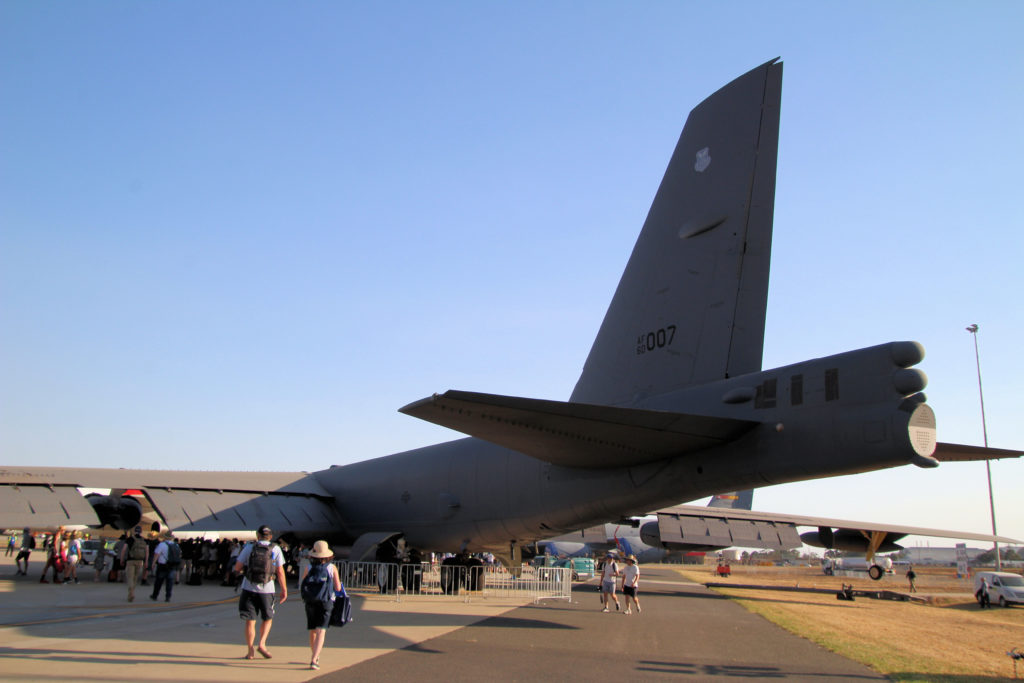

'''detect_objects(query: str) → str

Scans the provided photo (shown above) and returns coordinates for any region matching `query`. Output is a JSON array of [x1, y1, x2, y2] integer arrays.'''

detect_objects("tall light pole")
[[966, 323, 1000, 570]]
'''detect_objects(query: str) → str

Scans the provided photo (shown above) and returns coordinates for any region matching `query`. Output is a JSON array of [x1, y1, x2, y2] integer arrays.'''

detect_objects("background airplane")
[[643, 503, 1021, 579], [539, 491, 756, 562], [2, 60, 1019, 568], [543, 486, 1020, 579]]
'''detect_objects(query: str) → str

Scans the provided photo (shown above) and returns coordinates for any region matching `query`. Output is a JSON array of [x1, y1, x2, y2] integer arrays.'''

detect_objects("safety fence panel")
[[333, 561, 572, 603], [480, 565, 572, 602]]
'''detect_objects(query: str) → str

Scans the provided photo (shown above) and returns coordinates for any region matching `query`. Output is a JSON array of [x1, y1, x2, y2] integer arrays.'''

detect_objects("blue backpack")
[[301, 562, 334, 607]]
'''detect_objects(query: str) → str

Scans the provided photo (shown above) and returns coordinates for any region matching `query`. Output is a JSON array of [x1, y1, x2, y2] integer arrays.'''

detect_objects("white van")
[[974, 571, 1024, 607]]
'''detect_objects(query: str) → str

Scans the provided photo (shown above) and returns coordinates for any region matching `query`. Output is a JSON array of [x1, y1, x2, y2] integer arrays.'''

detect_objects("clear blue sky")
[[2, 2, 1022, 545]]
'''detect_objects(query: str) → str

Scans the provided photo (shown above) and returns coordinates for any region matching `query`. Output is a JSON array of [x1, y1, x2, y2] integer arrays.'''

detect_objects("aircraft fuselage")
[[314, 342, 936, 553]]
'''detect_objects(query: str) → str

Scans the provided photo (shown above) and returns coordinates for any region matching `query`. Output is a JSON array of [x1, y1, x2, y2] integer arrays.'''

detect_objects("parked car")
[[532, 555, 595, 580], [80, 539, 107, 566]]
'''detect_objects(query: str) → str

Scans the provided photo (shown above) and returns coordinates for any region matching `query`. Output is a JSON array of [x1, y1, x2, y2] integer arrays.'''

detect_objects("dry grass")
[[677, 565, 1024, 682]]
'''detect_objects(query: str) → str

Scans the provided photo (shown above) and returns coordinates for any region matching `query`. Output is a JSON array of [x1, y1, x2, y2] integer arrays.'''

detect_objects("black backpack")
[[165, 541, 182, 567], [245, 543, 275, 584], [300, 562, 334, 607]]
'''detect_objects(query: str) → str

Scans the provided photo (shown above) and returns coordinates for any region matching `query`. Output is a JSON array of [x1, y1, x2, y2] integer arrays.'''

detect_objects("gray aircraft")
[[549, 487, 1021, 575], [2, 59, 1019, 567], [539, 491, 757, 562], [639, 503, 1022, 578]]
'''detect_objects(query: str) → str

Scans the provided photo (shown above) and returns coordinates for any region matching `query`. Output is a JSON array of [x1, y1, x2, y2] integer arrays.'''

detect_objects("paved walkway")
[[0, 556, 885, 681], [315, 568, 887, 682], [0, 554, 529, 682]]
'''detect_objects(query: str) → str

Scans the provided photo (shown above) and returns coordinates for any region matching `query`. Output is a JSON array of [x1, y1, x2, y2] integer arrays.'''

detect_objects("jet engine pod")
[[801, 527, 903, 554], [85, 494, 143, 530], [801, 526, 834, 549], [640, 521, 662, 548]]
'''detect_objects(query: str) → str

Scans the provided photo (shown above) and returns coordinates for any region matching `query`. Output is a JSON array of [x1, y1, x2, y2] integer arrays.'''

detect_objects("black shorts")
[[622, 585, 637, 597], [304, 600, 332, 630], [238, 590, 276, 621], [16, 550, 30, 561]]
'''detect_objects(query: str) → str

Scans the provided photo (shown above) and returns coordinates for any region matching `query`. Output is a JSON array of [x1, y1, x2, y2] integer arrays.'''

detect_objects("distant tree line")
[[975, 547, 1022, 564]]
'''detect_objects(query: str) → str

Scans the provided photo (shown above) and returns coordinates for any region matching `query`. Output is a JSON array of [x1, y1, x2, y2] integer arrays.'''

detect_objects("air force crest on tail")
[[694, 147, 711, 172]]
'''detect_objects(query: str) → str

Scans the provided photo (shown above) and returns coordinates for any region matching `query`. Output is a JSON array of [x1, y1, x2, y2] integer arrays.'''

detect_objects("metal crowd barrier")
[[333, 560, 572, 603]]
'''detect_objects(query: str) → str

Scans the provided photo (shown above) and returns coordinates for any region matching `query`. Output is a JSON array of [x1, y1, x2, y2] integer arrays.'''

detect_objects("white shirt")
[[623, 563, 640, 587], [601, 561, 619, 582]]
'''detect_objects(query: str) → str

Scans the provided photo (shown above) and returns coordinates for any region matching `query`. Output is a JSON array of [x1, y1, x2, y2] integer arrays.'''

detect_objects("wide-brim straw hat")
[[309, 540, 333, 559]]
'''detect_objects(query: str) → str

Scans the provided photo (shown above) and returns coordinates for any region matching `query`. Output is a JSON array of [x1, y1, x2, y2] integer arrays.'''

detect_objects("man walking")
[[15, 528, 35, 575], [233, 525, 288, 660], [150, 531, 180, 602], [622, 555, 642, 614], [120, 526, 149, 602], [599, 553, 621, 613]]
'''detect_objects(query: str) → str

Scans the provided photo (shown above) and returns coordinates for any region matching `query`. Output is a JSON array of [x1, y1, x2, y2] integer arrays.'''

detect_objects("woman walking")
[[64, 531, 82, 584], [300, 540, 341, 670], [39, 526, 65, 584]]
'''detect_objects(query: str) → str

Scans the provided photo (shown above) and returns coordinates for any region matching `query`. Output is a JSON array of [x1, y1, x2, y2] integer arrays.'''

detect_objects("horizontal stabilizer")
[[399, 390, 758, 469], [933, 442, 1022, 462]]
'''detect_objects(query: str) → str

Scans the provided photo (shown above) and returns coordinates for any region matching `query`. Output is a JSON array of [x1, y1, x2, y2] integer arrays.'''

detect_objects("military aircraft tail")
[[571, 59, 782, 407], [708, 489, 754, 510]]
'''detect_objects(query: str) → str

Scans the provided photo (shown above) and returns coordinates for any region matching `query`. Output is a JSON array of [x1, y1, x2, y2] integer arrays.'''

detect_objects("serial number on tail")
[[636, 325, 677, 355]]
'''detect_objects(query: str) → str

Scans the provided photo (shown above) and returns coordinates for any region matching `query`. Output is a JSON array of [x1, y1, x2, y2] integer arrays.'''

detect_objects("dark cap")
[[257, 524, 272, 538], [133, 526, 142, 534]]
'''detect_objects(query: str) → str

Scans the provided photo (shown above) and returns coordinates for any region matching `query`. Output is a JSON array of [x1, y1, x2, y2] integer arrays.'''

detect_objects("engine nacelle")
[[85, 494, 142, 530], [640, 521, 662, 548]]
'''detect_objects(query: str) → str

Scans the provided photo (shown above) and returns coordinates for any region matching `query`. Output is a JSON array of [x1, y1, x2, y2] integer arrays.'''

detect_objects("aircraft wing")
[[653, 506, 804, 550], [0, 466, 342, 535], [654, 504, 1023, 549], [399, 390, 758, 468], [933, 442, 1022, 462]]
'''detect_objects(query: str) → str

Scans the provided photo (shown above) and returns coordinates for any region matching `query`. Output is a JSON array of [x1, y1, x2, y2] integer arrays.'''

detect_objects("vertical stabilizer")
[[707, 489, 755, 510], [571, 60, 782, 406]]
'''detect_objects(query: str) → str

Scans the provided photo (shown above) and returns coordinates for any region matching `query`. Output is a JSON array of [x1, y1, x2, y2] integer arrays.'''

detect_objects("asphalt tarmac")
[[1, 553, 885, 682], [315, 568, 886, 682]]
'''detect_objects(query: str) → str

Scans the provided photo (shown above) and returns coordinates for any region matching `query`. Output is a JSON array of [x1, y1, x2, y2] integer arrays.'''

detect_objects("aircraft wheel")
[[999, 596, 1007, 608], [868, 565, 884, 581]]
